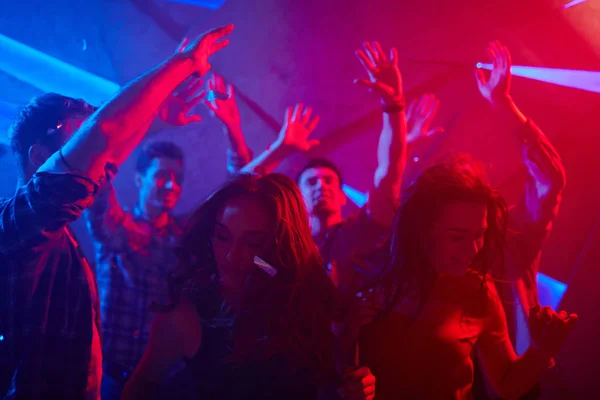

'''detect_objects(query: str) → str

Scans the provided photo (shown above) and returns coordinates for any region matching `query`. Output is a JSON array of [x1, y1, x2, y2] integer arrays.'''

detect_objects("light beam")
[[342, 184, 368, 208], [0, 34, 120, 106], [477, 63, 600, 94]]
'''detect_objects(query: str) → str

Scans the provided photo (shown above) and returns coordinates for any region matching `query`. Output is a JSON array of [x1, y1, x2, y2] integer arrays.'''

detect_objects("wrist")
[[173, 51, 198, 76], [490, 94, 514, 111], [271, 139, 296, 156]]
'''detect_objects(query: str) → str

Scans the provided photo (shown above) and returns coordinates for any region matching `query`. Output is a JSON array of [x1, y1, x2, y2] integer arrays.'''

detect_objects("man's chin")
[[312, 203, 338, 216]]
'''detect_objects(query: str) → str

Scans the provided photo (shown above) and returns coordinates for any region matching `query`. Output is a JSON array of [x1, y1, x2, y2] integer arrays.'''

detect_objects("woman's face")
[[212, 195, 275, 290], [426, 201, 488, 276]]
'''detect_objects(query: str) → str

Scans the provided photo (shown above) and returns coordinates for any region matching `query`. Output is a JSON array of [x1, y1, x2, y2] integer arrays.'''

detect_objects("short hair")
[[136, 141, 184, 174], [9, 93, 96, 177], [295, 158, 343, 187]]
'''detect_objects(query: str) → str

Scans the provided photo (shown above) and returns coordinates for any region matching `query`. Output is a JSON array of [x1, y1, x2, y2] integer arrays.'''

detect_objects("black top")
[[183, 294, 323, 399]]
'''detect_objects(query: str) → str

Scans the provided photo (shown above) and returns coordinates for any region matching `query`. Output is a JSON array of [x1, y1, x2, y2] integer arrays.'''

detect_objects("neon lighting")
[[477, 63, 600, 94], [537, 272, 569, 309], [563, 0, 587, 9], [0, 34, 120, 106], [342, 184, 368, 208], [164, 0, 226, 9]]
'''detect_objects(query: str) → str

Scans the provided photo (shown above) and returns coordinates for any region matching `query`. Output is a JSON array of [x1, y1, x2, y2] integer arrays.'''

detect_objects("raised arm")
[[406, 93, 443, 146], [476, 41, 566, 277], [477, 282, 577, 400], [38, 25, 234, 183], [354, 41, 407, 228], [240, 103, 320, 175], [203, 73, 253, 175], [87, 79, 208, 248]]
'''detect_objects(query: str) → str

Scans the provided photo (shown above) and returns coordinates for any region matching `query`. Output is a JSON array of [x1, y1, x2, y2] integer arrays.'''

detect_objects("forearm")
[[371, 111, 407, 225], [497, 347, 552, 400], [240, 141, 293, 175], [53, 53, 196, 181], [495, 97, 565, 190], [225, 124, 251, 159]]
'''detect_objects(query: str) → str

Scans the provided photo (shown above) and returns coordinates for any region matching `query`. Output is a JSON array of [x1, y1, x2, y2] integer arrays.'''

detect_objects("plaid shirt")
[[86, 183, 184, 371], [0, 172, 101, 399], [86, 147, 252, 372]]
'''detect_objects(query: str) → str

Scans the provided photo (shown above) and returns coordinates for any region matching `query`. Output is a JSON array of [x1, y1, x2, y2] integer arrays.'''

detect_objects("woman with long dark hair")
[[122, 173, 341, 399], [354, 157, 577, 399]]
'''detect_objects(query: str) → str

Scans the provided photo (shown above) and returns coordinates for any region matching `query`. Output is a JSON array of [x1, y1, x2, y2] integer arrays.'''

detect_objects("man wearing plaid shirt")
[[86, 73, 252, 400], [0, 25, 234, 399]]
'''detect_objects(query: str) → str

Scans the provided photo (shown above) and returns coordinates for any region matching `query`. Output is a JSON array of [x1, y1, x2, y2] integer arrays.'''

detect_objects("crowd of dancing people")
[[0, 24, 578, 400]]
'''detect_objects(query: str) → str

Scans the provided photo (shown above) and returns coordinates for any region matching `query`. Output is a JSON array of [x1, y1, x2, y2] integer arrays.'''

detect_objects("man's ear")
[[28, 143, 52, 170]]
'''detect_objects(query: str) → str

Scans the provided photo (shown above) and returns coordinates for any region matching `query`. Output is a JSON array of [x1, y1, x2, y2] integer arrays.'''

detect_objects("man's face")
[[137, 157, 184, 212], [298, 166, 346, 217]]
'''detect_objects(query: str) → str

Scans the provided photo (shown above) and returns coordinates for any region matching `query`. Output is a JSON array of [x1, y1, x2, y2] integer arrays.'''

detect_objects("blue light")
[[563, 0, 587, 9], [537, 272, 568, 309], [0, 334, 4, 341], [0, 34, 120, 105], [342, 184, 368, 208], [164, 0, 226, 9], [476, 63, 600, 94], [476, 62, 483, 69]]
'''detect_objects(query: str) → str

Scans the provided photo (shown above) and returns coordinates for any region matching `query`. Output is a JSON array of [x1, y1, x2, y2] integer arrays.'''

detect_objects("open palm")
[[475, 41, 512, 105]]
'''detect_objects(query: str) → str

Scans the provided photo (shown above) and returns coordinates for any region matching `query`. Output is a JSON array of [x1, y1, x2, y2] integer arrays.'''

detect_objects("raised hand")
[[274, 103, 320, 152], [178, 24, 234, 77], [475, 41, 512, 106], [338, 366, 376, 400], [204, 73, 241, 130], [354, 41, 403, 104], [406, 94, 443, 144], [159, 78, 206, 126], [528, 304, 577, 356]]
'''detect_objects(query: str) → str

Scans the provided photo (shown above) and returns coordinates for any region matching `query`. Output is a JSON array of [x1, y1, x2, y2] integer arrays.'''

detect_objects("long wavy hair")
[[171, 173, 336, 379], [379, 155, 509, 317]]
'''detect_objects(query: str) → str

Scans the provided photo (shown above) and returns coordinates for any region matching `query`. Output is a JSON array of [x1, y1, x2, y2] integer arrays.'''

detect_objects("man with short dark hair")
[[0, 25, 234, 399], [87, 73, 252, 399]]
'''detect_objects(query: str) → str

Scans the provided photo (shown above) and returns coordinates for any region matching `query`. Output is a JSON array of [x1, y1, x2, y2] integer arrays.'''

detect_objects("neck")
[[139, 202, 170, 228], [310, 212, 343, 242]]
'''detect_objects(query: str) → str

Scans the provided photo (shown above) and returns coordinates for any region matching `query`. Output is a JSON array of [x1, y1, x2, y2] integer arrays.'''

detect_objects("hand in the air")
[[406, 93, 443, 144], [159, 78, 206, 126], [178, 24, 234, 77], [528, 304, 577, 356], [475, 40, 512, 106], [338, 366, 376, 400], [274, 103, 320, 152], [204, 73, 241, 130], [354, 41, 403, 104]]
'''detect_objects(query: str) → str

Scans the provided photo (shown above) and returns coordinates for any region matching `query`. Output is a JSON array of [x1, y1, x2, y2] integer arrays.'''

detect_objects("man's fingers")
[[363, 41, 378, 65], [373, 41, 387, 63], [209, 38, 230, 55], [475, 68, 487, 88], [355, 50, 377, 75], [188, 90, 207, 108], [292, 103, 304, 121], [301, 106, 313, 124], [306, 115, 320, 133], [181, 114, 202, 125]]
